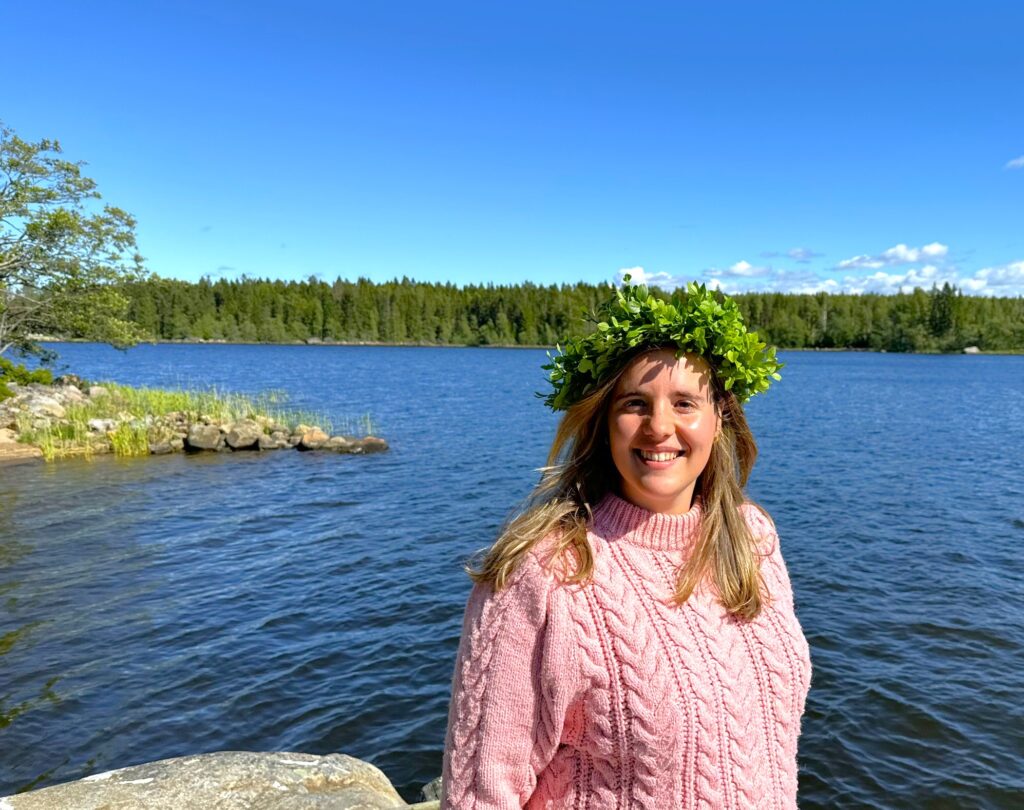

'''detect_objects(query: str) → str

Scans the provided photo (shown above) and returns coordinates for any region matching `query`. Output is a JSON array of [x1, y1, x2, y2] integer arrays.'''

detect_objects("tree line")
[[119, 276, 1024, 352]]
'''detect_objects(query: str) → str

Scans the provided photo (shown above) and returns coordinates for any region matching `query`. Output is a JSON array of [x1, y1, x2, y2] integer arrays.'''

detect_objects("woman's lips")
[[635, 448, 683, 464]]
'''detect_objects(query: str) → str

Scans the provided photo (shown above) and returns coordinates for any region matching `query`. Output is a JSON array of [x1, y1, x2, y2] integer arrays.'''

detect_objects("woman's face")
[[607, 349, 721, 514]]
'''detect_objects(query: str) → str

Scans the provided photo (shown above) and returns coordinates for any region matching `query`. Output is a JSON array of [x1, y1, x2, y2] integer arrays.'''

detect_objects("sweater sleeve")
[[441, 551, 581, 809]]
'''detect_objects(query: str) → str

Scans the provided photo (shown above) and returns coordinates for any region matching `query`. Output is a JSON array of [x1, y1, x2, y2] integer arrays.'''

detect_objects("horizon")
[[4, 1, 1023, 297]]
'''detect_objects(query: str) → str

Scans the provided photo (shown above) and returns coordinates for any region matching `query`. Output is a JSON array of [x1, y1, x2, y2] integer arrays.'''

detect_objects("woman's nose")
[[645, 401, 673, 437]]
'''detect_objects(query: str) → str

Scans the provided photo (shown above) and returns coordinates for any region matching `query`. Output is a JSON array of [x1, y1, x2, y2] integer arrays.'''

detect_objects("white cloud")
[[964, 260, 1024, 294], [838, 242, 949, 270], [621, 253, 1024, 298], [615, 266, 688, 289], [725, 260, 770, 277], [1004, 155, 1024, 170]]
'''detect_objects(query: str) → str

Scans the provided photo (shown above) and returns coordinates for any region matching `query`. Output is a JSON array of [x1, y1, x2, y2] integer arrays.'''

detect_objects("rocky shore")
[[0, 751, 441, 809], [0, 378, 387, 464]]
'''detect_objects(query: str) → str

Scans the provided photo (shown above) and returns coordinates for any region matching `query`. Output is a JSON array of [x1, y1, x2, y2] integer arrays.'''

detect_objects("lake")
[[2, 344, 1023, 807]]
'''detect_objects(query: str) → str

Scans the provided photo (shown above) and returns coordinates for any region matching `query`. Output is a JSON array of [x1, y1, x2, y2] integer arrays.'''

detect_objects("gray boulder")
[[28, 395, 65, 419], [186, 424, 223, 451], [226, 420, 262, 450], [0, 750, 412, 809], [258, 434, 288, 450], [325, 436, 389, 454], [87, 385, 108, 399]]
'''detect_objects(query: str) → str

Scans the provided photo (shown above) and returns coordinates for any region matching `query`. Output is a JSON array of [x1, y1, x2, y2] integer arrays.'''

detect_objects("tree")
[[0, 121, 147, 359]]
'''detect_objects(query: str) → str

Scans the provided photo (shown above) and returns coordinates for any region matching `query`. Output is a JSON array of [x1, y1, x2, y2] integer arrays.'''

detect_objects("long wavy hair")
[[470, 348, 767, 620]]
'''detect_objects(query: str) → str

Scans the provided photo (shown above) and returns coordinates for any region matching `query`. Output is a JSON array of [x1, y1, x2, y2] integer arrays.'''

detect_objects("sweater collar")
[[590, 492, 702, 551]]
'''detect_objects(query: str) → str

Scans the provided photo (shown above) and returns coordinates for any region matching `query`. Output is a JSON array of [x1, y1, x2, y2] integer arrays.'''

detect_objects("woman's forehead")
[[617, 349, 714, 390]]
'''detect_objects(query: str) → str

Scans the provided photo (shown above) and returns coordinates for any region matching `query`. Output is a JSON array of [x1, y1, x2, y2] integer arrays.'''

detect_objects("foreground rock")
[[0, 427, 42, 464], [0, 381, 387, 463], [0, 751, 438, 809]]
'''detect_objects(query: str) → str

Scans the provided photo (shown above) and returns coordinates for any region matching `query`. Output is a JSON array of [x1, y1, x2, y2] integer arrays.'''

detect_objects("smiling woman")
[[440, 279, 811, 809]]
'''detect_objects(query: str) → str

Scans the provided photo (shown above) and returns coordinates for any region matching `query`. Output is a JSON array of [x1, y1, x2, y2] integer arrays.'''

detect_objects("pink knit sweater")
[[441, 494, 812, 809]]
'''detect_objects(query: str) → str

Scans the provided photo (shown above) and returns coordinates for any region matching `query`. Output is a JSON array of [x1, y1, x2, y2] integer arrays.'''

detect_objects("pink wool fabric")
[[441, 494, 812, 809]]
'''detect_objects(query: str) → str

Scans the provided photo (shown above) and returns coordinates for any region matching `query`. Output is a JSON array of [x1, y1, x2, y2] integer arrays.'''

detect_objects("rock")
[[421, 776, 443, 801], [28, 395, 65, 419], [0, 429, 43, 464], [185, 424, 223, 451], [87, 385, 108, 399], [359, 436, 389, 454], [298, 427, 329, 450], [169, 437, 185, 452], [90, 438, 113, 455], [54, 374, 86, 388], [60, 385, 86, 403], [226, 420, 262, 450], [325, 436, 356, 452], [87, 418, 117, 433], [963, 345, 981, 354], [0, 750, 410, 809], [148, 441, 174, 455], [258, 434, 288, 450]]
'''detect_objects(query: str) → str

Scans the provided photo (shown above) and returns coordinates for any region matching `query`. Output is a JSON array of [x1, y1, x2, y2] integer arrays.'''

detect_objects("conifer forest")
[[118, 276, 1024, 353]]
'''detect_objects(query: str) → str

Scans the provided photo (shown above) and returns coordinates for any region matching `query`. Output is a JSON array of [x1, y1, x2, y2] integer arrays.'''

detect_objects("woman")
[[441, 279, 812, 809]]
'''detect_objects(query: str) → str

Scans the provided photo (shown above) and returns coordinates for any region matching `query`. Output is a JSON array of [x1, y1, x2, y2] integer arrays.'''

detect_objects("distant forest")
[[119, 276, 1024, 352]]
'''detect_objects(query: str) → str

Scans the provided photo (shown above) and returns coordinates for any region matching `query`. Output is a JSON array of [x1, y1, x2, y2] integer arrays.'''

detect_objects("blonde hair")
[[470, 349, 767, 620]]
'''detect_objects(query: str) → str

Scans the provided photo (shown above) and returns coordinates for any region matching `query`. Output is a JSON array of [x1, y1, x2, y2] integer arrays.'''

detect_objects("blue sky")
[[5, 1, 1023, 295]]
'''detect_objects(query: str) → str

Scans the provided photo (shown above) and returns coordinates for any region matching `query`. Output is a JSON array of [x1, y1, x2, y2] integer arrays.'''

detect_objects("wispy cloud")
[[1004, 155, 1024, 170], [837, 242, 948, 270], [759, 247, 823, 263]]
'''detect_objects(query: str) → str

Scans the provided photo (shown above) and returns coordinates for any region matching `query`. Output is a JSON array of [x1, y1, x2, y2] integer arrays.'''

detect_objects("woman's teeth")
[[638, 450, 680, 462]]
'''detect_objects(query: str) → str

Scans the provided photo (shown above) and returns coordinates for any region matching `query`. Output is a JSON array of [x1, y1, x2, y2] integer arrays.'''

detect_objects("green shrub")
[[0, 357, 53, 400]]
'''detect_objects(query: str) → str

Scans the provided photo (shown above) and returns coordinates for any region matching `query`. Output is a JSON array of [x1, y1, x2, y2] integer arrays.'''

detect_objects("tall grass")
[[15, 384, 377, 460]]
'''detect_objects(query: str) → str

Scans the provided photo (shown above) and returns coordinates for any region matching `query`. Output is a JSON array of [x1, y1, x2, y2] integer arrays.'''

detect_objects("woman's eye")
[[675, 400, 696, 410]]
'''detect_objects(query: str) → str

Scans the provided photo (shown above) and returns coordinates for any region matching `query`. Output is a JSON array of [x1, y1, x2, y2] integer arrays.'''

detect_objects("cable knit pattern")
[[442, 495, 812, 809]]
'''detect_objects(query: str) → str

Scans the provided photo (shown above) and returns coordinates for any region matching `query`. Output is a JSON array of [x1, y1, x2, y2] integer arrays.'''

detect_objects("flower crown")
[[542, 275, 782, 411]]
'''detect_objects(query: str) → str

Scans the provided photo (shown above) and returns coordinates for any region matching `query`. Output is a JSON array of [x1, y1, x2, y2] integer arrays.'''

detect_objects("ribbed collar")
[[590, 492, 703, 551]]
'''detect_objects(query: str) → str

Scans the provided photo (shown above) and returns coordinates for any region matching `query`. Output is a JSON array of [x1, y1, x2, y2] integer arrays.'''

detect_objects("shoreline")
[[31, 337, 1024, 355]]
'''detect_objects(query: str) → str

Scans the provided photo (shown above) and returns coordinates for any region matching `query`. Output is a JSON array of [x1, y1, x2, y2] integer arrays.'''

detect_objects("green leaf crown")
[[542, 275, 782, 411]]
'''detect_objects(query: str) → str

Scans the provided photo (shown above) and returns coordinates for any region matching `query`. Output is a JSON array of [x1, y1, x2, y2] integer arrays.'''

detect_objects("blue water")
[[2, 345, 1023, 807]]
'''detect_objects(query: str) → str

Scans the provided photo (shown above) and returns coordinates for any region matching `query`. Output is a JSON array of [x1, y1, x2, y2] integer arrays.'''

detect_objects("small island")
[[0, 368, 387, 464]]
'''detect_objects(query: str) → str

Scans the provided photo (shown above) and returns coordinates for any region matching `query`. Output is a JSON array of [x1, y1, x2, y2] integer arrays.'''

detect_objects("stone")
[[87, 385, 108, 399], [226, 420, 262, 450], [963, 345, 981, 354], [298, 428, 329, 450], [27, 396, 65, 419], [359, 436, 389, 454], [325, 436, 355, 452], [0, 750, 411, 809], [61, 385, 86, 403], [169, 437, 185, 452], [258, 434, 287, 450], [185, 424, 223, 451], [87, 418, 117, 433], [148, 442, 174, 455], [421, 776, 443, 801]]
